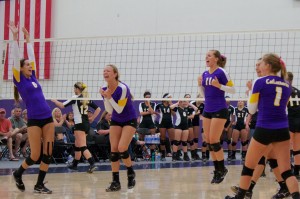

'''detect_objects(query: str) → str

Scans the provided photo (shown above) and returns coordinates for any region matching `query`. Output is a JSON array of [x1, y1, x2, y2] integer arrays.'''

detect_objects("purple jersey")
[[202, 68, 234, 112], [102, 82, 137, 122], [251, 76, 291, 129], [12, 42, 51, 120]]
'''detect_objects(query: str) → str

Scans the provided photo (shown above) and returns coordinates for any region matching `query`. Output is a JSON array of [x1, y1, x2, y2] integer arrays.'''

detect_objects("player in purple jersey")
[[51, 82, 101, 173], [225, 54, 300, 199], [198, 50, 235, 184], [9, 22, 54, 194], [100, 64, 137, 192]]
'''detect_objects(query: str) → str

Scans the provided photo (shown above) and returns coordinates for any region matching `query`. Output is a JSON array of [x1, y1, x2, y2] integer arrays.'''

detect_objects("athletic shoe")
[[106, 181, 121, 192], [193, 153, 201, 161], [12, 171, 25, 192], [211, 170, 218, 184], [67, 164, 78, 171], [127, 171, 136, 189], [231, 185, 253, 199], [214, 168, 228, 184], [34, 182, 52, 194], [183, 154, 190, 161], [87, 164, 97, 173], [271, 187, 290, 199]]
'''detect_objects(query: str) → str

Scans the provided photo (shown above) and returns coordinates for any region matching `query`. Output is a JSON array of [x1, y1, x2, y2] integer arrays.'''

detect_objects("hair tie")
[[279, 57, 286, 68], [220, 55, 226, 61], [82, 83, 87, 89]]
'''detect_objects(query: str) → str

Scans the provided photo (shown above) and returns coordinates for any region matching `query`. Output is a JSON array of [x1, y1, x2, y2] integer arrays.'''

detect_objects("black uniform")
[[192, 101, 204, 126], [234, 107, 248, 131], [224, 105, 234, 128], [185, 107, 195, 128], [139, 101, 156, 129], [156, 103, 174, 129], [173, 107, 188, 130], [288, 86, 300, 133]]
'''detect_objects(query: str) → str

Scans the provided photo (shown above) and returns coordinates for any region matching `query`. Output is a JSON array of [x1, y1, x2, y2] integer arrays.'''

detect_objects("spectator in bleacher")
[[9, 107, 29, 158], [96, 110, 111, 143], [52, 108, 65, 141], [88, 110, 97, 129], [64, 112, 75, 131], [22, 109, 28, 125], [0, 108, 19, 161]]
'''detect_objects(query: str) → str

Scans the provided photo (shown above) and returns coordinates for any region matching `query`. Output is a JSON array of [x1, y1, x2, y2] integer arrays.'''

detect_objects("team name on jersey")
[[266, 79, 289, 88]]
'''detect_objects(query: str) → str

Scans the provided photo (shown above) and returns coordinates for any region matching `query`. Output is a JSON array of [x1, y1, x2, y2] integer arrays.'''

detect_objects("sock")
[[213, 161, 218, 170], [161, 150, 166, 158], [127, 166, 134, 175], [73, 159, 79, 167], [278, 181, 287, 190], [291, 192, 300, 199], [218, 160, 225, 170], [113, 172, 120, 182], [87, 157, 95, 166], [15, 165, 26, 176], [36, 170, 47, 185], [248, 180, 256, 192]]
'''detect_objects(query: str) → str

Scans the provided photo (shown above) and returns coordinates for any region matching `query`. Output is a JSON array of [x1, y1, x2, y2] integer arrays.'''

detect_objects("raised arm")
[[22, 27, 36, 71], [8, 22, 22, 81]]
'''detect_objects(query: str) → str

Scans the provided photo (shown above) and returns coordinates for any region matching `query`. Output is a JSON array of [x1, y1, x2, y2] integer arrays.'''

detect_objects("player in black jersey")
[[138, 91, 157, 156], [191, 94, 204, 161], [155, 93, 175, 161], [287, 72, 300, 179], [231, 100, 249, 161], [52, 82, 101, 173], [222, 97, 235, 161], [170, 98, 198, 161]]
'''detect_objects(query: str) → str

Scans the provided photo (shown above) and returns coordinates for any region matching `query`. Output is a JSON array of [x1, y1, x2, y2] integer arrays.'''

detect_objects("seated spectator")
[[0, 108, 19, 161], [9, 107, 29, 157], [95, 111, 111, 145], [63, 112, 75, 143], [88, 110, 97, 129], [52, 107, 65, 141], [22, 109, 28, 124]]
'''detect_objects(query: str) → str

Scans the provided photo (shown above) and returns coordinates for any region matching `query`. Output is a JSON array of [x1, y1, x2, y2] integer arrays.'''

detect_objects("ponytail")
[[81, 87, 89, 107]]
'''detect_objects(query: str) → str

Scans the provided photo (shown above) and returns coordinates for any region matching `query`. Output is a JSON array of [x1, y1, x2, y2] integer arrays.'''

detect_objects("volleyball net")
[[1, 29, 300, 102]]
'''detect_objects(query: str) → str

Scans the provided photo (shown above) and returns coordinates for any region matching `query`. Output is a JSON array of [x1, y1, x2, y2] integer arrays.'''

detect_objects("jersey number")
[[80, 105, 88, 114], [274, 87, 282, 106], [205, 77, 213, 86]]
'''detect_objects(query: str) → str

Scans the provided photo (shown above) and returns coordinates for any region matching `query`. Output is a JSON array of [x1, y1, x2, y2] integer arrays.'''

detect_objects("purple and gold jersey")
[[249, 76, 291, 129], [202, 68, 234, 112], [102, 82, 137, 123], [12, 42, 51, 120]]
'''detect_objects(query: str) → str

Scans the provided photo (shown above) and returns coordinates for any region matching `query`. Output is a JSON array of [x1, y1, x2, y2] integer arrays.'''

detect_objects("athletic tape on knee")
[[210, 142, 222, 152], [80, 146, 88, 153], [110, 152, 120, 162], [293, 150, 300, 156], [241, 165, 254, 176], [181, 141, 188, 146], [25, 157, 36, 166], [268, 159, 278, 169], [258, 156, 266, 166], [41, 154, 52, 164], [119, 151, 130, 159], [281, 169, 294, 181], [193, 138, 199, 144]]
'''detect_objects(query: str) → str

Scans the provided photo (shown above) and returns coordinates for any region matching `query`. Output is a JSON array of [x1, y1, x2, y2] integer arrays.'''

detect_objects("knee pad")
[[119, 151, 130, 159], [171, 140, 175, 146], [258, 156, 266, 166], [74, 146, 81, 152], [181, 141, 187, 146], [226, 139, 231, 145], [231, 142, 237, 146], [281, 169, 294, 181], [241, 165, 254, 177], [241, 141, 248, 146], [202, 141, 207, 148], [207, 143, 213, 151], [25, 157, 36, 166], [193, 138, 199, 144], [110, 152, 120, 162], [41, 154, 52, 164], [293, 150, 300, 156], [80, 146, 88, 153], [188, 140, 194, 146], [220, 140, 224, 145], [268, 159, 278, 169], [173, 140, 180, 146], [210, 142, 222, 152], [160, 139, 166, 146]]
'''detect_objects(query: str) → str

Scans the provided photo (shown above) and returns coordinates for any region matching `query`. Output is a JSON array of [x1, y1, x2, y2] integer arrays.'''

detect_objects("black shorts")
[[74, 122, 90, 134], [188, 121, 193, 128], [192, 119, 200, 126], [159, 120, 174, 129], [27, 117, 53, 128], [110, 119, 137, 128], [139, 120, 155, 129], [203, 108, 228, 120], [234, 123, 246, 131], [253, 127, 290, 145], [289, 118, 300, 133], [175, 123, 188, 131]]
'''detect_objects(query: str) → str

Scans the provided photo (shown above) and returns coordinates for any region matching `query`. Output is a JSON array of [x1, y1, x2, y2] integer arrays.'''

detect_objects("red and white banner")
[[0, 0, 52, 79]]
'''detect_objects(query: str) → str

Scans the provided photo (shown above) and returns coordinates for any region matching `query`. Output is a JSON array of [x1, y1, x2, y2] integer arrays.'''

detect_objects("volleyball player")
[[198, 51, 235, 184], [155, 93, 175, 161], [170, 99, 198, 161], [100, 64, 137, 192], [9, 22, 54, 194], [223, 97, 234, 161], [287, 72, 300, 179], [191, 94, 204, 161], [231, 100, 249, 161], [225, 54, 300, 199], [51, 82, 101, 173]]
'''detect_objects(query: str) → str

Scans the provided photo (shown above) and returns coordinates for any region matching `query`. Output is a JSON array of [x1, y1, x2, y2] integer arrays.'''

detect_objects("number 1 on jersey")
[[274, 86, 282, 106]]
